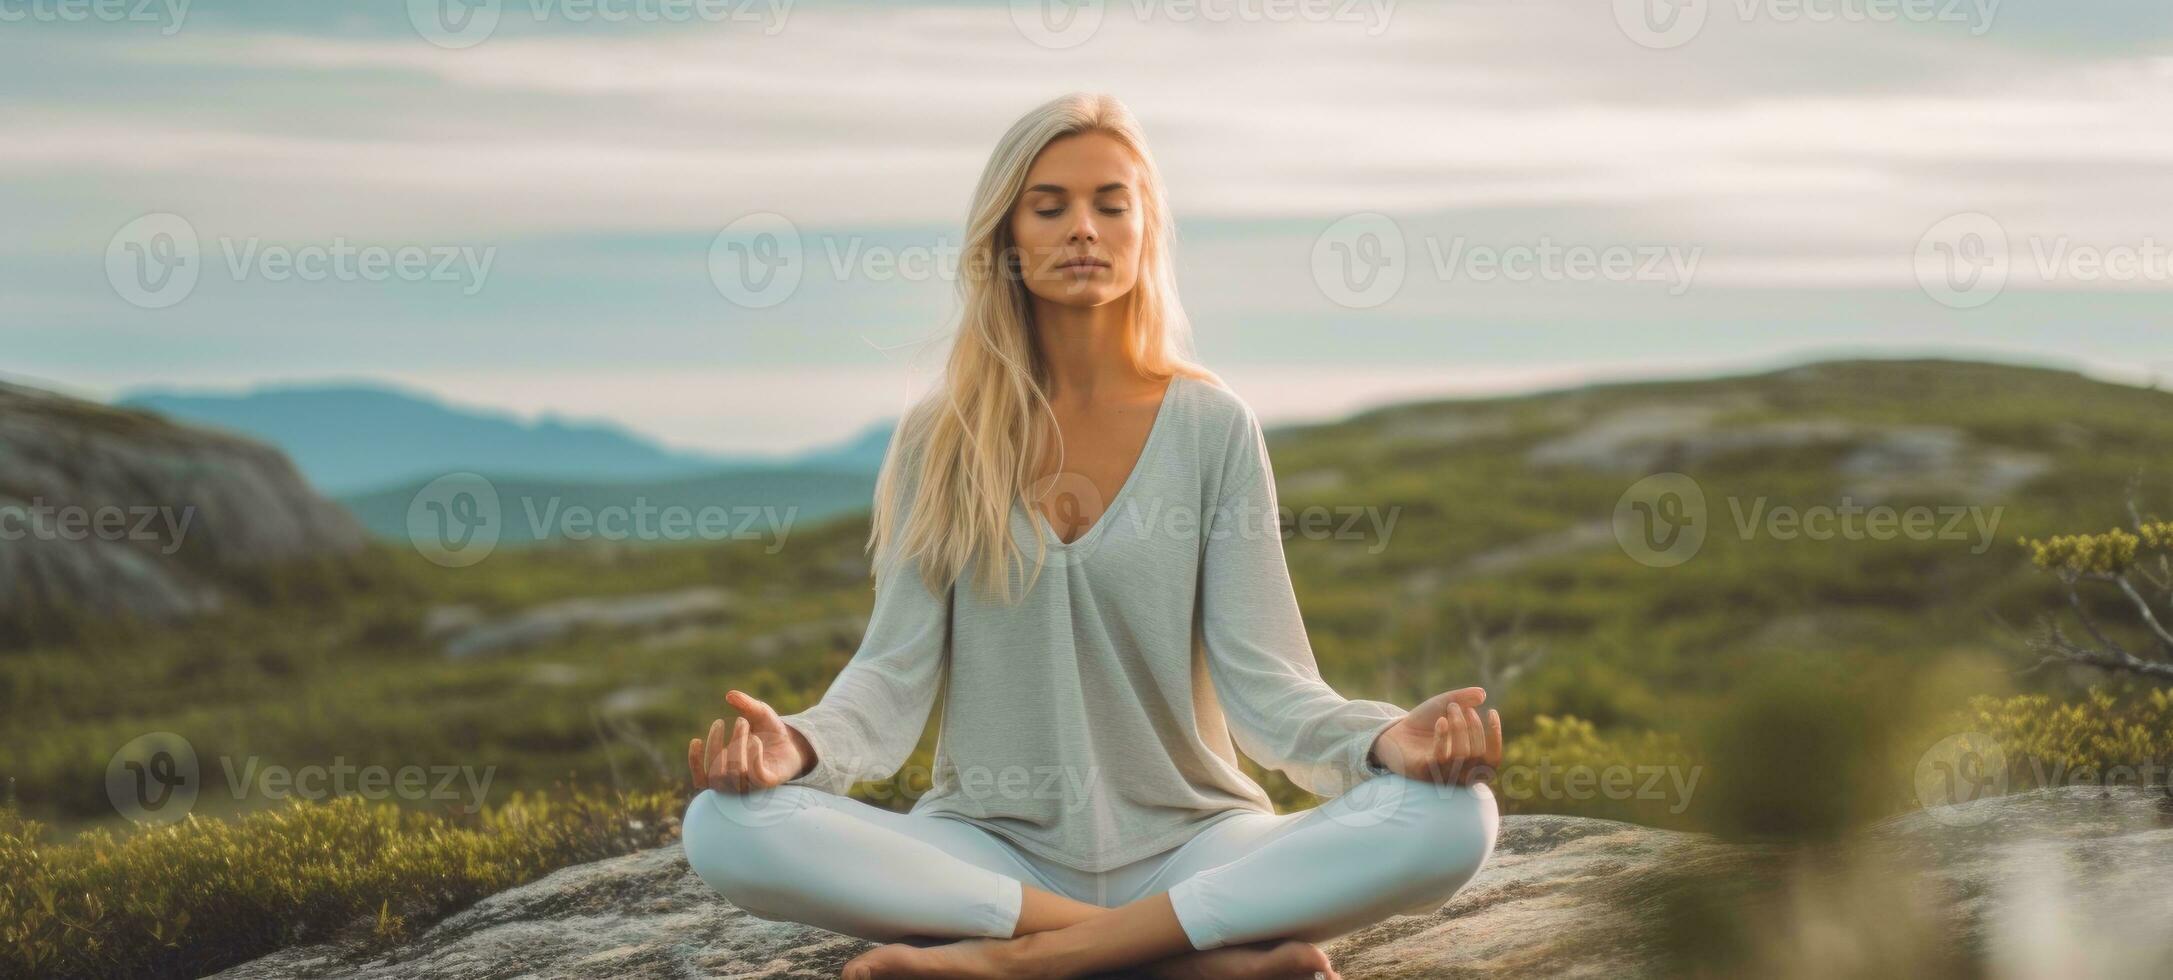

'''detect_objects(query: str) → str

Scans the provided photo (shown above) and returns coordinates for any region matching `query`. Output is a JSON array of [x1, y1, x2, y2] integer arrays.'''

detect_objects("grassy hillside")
[[336, 467, 879, 544], [5, 358, 2170, 838]]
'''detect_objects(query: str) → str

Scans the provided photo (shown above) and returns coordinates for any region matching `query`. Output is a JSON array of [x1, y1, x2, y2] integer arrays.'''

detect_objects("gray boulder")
[[0, 380, 366, 627], [212, 787, 2173, 979]]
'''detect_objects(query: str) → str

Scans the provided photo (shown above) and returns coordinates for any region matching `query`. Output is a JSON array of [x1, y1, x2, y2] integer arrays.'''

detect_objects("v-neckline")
[[1023, 374, 1185, 551]]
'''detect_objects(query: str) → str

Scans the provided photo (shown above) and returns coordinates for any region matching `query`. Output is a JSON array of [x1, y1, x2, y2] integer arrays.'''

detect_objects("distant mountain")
[[118, 384, 895, 495], [794, 419, 896, 473]]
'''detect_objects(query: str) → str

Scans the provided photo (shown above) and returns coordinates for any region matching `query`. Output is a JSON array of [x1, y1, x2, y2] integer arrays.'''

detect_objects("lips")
[[1057, 257, 1109, 270]]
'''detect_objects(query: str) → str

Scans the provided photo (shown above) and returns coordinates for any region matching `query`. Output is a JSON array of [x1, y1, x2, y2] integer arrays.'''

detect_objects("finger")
[[1431, 716, 1451, 782], [705, 718, 728, 790], [1460, 706, 1484, 784], [749, 730, 774, 788], [747, 716, 778, 788], [735, 717, 756, 792], [1443, 687, 1487, 708], [1450, 707, 1473, 783], [1486, 708, 1504, 771], [686, 738, 704, 792], [1434, 712, 1451, 782]]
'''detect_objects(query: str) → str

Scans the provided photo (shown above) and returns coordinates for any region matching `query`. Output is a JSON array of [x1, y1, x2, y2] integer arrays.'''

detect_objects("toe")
[[1285, 941, 1332, 979]]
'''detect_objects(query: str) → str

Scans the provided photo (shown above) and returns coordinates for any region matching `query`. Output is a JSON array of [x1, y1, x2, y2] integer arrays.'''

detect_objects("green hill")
[[5, 358, 2168, 833]]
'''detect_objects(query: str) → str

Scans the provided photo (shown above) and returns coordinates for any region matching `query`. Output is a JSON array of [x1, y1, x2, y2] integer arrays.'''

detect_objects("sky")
[[4, 0, 2169, 453]]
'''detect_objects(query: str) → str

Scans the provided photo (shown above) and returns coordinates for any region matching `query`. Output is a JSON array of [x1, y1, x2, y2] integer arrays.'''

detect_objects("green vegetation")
[[3, 358, 2170, 976], [0, 787, 681, 980], [1949, 686, 2173, 789]]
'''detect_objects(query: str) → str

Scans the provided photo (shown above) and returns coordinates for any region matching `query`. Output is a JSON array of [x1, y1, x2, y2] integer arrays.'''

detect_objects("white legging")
[[681, 774, 1498, 951]]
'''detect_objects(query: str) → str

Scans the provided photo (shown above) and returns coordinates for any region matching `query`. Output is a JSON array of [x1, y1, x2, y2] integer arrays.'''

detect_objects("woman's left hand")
[[1369, 687, 1503, 785]]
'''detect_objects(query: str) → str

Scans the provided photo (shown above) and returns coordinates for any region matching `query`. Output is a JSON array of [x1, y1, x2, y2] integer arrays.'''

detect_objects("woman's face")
[[1008, 130, 1145, 310]]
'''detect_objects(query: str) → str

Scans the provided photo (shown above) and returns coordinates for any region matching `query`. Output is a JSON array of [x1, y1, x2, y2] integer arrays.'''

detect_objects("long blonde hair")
[[870, 92, 1211, 603]]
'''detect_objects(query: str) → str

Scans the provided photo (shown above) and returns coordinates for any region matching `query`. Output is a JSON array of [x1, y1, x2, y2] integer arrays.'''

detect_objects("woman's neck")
[[1032, 300, 1142, 401]]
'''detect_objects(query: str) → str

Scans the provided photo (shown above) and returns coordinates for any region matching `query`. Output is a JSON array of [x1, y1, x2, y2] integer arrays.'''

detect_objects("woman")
[[682, 92, 1503, 980]]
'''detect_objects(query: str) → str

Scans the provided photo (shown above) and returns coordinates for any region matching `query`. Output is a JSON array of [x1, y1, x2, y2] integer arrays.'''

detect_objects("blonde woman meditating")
[[682, 92, 1502, 980]]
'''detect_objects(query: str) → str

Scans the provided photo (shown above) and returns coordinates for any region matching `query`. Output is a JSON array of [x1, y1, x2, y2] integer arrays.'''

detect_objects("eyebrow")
[[1024, 182, 1131, 195]]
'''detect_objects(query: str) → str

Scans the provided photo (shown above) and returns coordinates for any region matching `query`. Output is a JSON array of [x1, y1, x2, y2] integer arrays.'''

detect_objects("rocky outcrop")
[[212, 787, 2173, 980], [0, 380, 365, 628], [423, 588, 739, 659]]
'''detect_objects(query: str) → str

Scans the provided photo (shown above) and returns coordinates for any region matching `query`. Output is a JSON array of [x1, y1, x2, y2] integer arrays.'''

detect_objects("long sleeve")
[[776, 460, 950, 796], [1197, 402, 1407, 798]]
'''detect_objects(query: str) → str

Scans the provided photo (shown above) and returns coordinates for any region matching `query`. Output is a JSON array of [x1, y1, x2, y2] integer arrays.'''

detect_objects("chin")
[[1038, 283, 1128, 308]]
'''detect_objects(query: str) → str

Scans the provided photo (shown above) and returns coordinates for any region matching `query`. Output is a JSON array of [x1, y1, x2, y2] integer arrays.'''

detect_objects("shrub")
[[1496, 715, 1704, 828], [0, 787, 682, 980], [1945, 687, 2173, 791]]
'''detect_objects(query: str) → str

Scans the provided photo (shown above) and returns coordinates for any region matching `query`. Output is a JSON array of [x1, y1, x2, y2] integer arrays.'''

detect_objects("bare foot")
[[842, 936, 1033, 980], [1152, 940, 1339, 980]]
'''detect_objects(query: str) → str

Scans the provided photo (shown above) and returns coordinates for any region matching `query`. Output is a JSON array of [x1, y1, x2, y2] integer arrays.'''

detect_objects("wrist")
[[783, 722, 817, 780], [1364, 735, 1392, 776]]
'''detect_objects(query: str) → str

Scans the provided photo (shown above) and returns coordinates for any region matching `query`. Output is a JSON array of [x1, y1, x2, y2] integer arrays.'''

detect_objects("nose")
[[1067, 210, 1097, 245]]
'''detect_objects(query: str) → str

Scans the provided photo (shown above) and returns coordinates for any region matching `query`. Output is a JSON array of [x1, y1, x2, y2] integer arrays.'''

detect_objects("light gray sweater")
[[778, 373, 1408, 872]]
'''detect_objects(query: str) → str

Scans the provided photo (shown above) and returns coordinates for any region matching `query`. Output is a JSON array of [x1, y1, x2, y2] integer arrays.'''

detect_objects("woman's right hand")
[[686, 689, 813, 794]]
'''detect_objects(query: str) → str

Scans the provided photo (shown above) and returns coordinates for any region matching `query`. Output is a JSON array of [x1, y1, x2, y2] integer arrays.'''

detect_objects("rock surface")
[[426, 587, 739, 659], [0, 380, 366, 626], [212, 787, 2173, 979]]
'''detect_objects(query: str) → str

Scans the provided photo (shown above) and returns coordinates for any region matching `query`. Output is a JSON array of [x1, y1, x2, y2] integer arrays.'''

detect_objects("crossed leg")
[[681, 786, 1338, 978], [682, 774, 1497, 979]]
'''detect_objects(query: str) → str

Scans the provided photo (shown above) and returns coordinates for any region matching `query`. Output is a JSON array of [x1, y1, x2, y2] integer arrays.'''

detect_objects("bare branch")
[[2060, 574, 2129, 657], [2014, 621, 2173, 681], [2112, 573, 2173, 658]]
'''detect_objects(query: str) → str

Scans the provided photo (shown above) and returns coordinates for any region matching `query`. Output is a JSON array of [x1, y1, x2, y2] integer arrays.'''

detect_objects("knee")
[[681, 786, 817, 912], [1378, 777, 1499, 890]]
